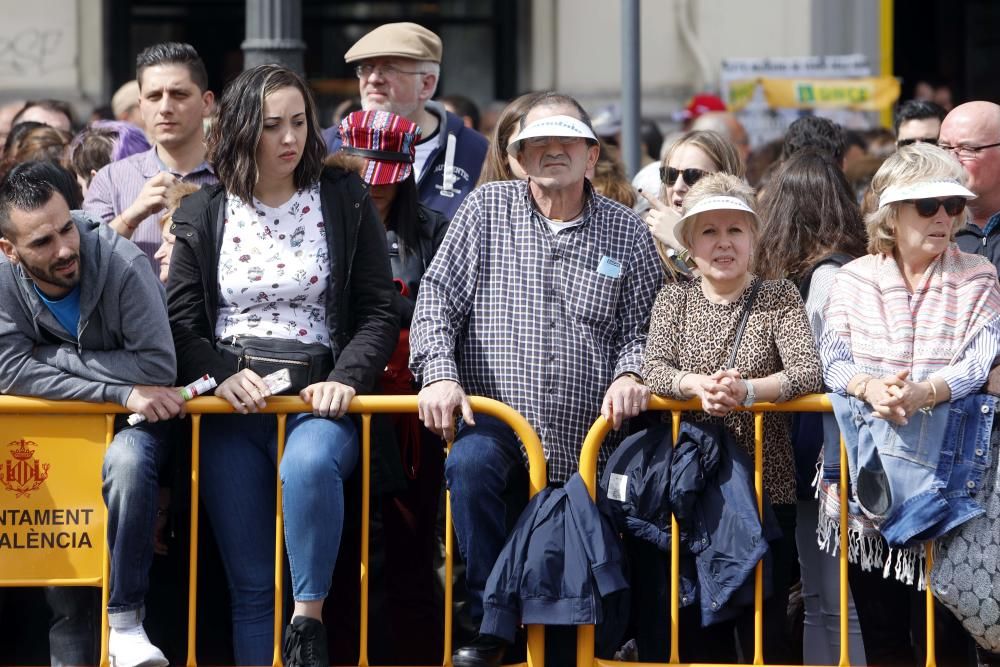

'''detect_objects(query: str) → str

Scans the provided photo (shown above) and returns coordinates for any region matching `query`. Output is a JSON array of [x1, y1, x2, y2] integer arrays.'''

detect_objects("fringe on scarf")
[[816, 497, 926, 590]]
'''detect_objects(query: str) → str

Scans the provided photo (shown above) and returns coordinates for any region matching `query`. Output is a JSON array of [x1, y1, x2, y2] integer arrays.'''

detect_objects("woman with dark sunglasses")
[[818, 142, 1000, 665], [641, 130, 743, 278]]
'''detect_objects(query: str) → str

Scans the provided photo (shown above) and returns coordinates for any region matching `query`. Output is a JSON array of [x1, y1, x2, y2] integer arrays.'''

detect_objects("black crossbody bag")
[[218, 336, 335, 395], [726, 278, 762, 371]]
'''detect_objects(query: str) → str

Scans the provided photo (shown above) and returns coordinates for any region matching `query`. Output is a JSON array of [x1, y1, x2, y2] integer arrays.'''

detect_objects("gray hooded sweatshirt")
[[0, 213, 176, 405]]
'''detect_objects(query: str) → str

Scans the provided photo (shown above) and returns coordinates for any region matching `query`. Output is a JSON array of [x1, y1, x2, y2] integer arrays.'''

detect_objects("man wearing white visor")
[[410, 92, 662, 665]]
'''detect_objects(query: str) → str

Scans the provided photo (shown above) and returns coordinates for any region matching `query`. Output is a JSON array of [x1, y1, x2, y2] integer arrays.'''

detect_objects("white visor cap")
[[506, 115, 598, 155], [673, 195, 759, 249], [878, 180, 976, 209]]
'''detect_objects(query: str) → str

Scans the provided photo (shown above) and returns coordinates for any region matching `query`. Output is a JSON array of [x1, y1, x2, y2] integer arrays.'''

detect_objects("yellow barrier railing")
[[0, 395, 547, 667], [576, 394, 938, 667]]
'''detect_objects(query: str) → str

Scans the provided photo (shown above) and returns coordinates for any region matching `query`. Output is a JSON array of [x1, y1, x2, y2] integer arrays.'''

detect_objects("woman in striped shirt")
[[820, 144, 998, 436]]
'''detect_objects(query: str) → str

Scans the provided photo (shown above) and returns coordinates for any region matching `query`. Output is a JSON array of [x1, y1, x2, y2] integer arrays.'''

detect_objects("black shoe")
[[453, 633, 508, 667], [283, 616, 329, 667]]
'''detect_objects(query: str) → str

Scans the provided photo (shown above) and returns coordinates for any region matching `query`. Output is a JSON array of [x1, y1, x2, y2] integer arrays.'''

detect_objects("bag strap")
[[725, 278, 762, 370]]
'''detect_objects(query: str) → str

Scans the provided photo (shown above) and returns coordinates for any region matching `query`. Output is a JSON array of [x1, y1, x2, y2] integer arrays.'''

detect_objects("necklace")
[[532, 196, 585, 222]]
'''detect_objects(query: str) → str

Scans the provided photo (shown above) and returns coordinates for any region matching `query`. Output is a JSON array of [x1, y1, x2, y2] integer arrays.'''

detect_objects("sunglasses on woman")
[[906, 197, 967, 217], [660, 166, 709, 187]]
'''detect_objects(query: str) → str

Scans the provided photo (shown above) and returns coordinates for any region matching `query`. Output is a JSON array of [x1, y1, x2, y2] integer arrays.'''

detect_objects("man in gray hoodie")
[[0, 161, 181, 667]]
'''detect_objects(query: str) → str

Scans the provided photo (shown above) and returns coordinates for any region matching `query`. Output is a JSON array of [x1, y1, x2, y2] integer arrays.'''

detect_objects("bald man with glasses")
[[947, 102, 1000, 433], [945, 102, 1000, 266]]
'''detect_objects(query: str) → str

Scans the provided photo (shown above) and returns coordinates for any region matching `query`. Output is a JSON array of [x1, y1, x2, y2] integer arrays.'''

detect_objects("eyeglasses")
[[522, 135, 585, 148], [354, 63, 428, 79], [660, 166, 709, 187], [897, 137, 938, 148], [905, 197, 967, 218], [937, 141, 1000, 159]]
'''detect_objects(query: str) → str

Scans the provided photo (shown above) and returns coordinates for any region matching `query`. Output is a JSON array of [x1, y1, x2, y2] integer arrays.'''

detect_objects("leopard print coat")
[[642, 276, 822, 504]]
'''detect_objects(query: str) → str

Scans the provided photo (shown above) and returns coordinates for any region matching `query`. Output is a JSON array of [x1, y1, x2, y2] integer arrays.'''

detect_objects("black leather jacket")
[[389, 204, 450, 327]]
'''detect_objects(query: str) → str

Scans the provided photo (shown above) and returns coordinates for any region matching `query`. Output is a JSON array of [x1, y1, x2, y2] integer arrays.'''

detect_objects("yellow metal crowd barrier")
[[0, 395, 547, 667], [0, 393, 948, 666], [577, 394, 939, 667]]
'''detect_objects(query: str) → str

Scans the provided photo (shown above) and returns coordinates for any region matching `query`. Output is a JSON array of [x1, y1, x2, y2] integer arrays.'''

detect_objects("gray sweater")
[[0, 213, 176, 405]]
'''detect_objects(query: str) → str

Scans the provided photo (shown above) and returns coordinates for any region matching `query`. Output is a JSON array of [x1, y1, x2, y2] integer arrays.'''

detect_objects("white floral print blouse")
[[215, 183, 332, 345]]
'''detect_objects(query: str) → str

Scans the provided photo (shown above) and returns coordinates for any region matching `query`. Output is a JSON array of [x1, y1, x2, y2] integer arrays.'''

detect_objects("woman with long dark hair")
[[754, 149, 868, 665], [754, 150, 867, 285], [167, 64, 398, 666]]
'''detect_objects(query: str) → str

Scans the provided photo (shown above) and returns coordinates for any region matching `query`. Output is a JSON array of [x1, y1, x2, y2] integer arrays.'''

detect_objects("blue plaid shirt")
[[410, 180, 663, 482]]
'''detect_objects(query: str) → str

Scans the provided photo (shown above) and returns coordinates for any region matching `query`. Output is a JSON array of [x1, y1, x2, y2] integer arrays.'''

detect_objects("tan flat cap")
[[344, 22, 442, 64]]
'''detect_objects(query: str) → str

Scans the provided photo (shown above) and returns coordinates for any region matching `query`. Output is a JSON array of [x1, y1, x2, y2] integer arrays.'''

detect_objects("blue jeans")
[[443, 415, 528, 625], [102, 420, 172, 628], [200, 413, 358, 666], [46, 586, 100, 666]]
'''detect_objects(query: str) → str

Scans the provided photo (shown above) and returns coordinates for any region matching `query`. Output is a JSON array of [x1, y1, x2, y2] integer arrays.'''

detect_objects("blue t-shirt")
[[34, 284, 81, 339]]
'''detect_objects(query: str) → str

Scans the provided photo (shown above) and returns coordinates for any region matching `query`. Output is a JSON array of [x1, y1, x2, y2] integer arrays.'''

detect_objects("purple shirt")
[[83, 146, 217, 265]]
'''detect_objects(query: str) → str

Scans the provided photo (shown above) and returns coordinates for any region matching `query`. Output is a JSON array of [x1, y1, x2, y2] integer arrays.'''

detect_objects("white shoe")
[[109, 625, 169, 667]]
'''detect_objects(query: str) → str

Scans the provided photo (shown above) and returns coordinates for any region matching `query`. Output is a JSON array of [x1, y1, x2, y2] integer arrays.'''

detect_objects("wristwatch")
[[741, 379, 756, 407]]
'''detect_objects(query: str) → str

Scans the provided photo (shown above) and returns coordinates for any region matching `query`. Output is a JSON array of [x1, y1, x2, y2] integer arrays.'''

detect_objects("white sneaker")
[[109, 625, 169, 667]]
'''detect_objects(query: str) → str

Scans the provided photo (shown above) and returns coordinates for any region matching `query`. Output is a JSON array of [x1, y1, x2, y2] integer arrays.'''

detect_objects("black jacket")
[[956, 217, 1000, 275], [166, 166, 399, 392], [390, 204, 449, 327]]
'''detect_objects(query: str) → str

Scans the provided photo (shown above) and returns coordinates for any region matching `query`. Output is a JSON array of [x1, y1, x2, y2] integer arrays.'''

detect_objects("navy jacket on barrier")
[[601, 420, 780, 626], [479, 474, 628, 644]]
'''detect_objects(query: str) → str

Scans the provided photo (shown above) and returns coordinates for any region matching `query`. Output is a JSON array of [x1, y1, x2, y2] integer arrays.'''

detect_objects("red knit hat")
[[339, 110, 421, 185]]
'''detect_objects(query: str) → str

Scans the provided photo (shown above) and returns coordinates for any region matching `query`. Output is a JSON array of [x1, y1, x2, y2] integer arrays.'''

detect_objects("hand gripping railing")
[[575, 394, 939, 667], [0, 395, 548, 667]]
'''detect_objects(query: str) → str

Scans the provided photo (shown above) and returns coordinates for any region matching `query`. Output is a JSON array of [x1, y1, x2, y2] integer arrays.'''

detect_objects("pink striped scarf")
[[825, 244, 1000, 382]]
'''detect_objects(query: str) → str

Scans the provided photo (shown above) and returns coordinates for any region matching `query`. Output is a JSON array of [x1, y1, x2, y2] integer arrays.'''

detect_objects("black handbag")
[[219, 336, 335, 394]]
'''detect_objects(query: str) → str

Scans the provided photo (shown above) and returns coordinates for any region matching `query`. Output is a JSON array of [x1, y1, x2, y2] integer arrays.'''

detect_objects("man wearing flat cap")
[[410, 92, 662, 665], [324, 22, 488, 221]]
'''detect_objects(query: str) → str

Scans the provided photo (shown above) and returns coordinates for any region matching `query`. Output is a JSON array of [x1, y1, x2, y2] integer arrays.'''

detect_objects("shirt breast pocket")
[[567, 271, 620, 325]]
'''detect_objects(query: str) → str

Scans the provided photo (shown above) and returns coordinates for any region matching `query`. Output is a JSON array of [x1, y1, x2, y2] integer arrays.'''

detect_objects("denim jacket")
[[824, 393, 995, 548]]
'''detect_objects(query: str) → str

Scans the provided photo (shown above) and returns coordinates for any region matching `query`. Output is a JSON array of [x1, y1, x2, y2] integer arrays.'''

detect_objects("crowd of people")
[[2, 19, 1000, 667]]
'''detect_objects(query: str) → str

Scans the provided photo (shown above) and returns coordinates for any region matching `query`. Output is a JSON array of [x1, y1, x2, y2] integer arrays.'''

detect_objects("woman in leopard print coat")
[[639, 172, 821, 662]]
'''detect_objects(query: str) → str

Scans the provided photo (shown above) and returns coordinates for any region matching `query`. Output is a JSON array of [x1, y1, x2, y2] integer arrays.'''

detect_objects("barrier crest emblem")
[[1, 439, 49, 498]]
